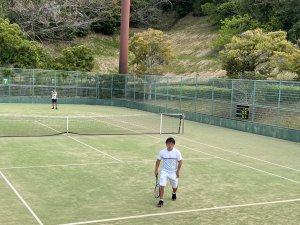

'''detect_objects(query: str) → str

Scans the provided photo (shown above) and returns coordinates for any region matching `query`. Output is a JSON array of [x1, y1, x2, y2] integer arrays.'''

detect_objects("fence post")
[[75, 71, 78, 97], [143, 76, 146, 103], [180, 76, 182, 112], [211, 80, 215, 115], [276, 81, 282, 126], [32, 69, 35, 102], [251, 80, 257, 123], [110, 75, 114, 100], [166, 76, 169, 110], [96, 74, 99, 99], [230, 80, 234, 118], [154, 76, 157, 107], [133, 75, 136, 102], [124, 75, 127, 100], [194, 77, 198, 114], [9, 68, 12, 97]]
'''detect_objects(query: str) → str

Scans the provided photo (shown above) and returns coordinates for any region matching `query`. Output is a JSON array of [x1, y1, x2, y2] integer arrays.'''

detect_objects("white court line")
[[178, 136, 300, 173], [67, 136, 123, 162], [39, 115, 300, 184], [0, 171, 44, 225], [0, 158, 214, 170], [177, 143, 300, 185], [0, 161, 121, 170], [90, 116, 300, 185], [58, 197, 300, 225], [36, 121, 122, 162]]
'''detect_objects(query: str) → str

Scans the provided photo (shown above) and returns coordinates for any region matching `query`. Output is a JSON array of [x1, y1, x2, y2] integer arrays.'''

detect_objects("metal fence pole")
[[143, 76, 146, 103], [194, 77, 198, 115], [276, 81, 282, 127], [251, 80, 257, 123], [124, 75, 127, 100], [180, 76, 182, 112], [154, 76, 157, 106], [76, 72, 78, 97], [111, 75, 114, 100], [211, 80, 215, 116], [133, 75, 136, 102], [32, 69, 35, 102], [166, 77, 169, 111], [230, 80, 234, 119]]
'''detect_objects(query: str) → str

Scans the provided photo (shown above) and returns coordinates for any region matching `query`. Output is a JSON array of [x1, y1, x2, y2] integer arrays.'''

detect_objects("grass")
[[43, 15, 225, 77], [1, 103, 300, 225], [163, 15, 225, 77]]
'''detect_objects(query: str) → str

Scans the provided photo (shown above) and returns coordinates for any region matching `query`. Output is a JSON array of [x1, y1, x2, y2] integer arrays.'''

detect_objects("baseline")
[[58, 197, 300, 225]]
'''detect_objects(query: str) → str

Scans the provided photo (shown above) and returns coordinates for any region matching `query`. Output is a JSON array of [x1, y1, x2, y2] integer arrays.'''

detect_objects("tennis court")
[[0, 103, 300, 225]]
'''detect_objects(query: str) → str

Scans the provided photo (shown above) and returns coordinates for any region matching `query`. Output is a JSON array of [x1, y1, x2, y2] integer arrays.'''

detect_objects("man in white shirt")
[[51, 88, 58, 109], [154, 137, 183, 207]]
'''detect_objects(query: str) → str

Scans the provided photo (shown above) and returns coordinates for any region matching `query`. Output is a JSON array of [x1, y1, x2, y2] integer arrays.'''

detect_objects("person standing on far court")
[[51, 88, 58, 109]]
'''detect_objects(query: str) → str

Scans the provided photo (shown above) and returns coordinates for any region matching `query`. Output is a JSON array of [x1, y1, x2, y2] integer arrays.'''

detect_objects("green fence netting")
[[0, 67, 299, 142]]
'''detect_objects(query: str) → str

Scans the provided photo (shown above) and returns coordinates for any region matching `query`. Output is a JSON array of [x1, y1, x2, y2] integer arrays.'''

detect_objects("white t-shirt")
[[51, 90, 57, 99], [157, 148, 182, 173]]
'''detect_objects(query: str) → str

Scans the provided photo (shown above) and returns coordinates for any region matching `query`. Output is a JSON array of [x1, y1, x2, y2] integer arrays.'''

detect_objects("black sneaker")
[[172, 193, 176, 201], [157, 200, 164, 207]]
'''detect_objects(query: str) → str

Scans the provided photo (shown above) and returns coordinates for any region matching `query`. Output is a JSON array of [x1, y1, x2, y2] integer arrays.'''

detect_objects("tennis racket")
[[154, 175, 160, 198]]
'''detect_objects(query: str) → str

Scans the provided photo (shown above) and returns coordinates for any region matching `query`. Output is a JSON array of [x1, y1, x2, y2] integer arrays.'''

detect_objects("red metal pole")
[[119, 0, 130, 74]]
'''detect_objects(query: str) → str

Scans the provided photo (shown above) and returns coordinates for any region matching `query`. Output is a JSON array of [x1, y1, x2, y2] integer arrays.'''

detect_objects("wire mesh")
[[0, 67, 299, 140]]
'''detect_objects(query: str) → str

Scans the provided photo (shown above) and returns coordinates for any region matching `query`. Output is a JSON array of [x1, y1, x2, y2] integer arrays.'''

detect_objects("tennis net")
[[0, 113, 184, 137]]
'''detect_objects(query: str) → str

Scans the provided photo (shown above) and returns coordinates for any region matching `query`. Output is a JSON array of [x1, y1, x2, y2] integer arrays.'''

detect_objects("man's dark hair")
[[165, 137, 175, 144]]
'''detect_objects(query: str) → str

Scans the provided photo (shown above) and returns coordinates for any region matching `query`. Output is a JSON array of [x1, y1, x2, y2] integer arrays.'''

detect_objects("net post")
[[182, 113, 185, 134], [66, 116, 69, 135], [160, 113, 163, 134]]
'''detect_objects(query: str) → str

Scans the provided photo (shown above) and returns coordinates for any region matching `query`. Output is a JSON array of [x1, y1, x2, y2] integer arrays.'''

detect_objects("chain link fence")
[[0, 67, 299, 141]]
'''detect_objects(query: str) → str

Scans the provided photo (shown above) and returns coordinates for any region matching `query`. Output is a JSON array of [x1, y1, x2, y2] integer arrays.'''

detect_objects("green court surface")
[[0, 103, 299, 225]]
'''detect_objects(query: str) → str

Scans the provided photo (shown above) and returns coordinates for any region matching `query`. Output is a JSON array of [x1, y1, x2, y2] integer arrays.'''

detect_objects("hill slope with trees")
[[0, 0, 299, 80]]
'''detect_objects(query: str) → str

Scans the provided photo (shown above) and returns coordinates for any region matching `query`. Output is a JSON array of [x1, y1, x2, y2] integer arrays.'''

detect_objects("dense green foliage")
[[212, 14, 260, 50], [221, 29, 300, 80], [54, 45, 94, 72], [0, 0, 299, 79], [202, 0, 300, 45], [0, 18, 94, 71], [0, 18, 49, 68], [129, 28, 174, 75]]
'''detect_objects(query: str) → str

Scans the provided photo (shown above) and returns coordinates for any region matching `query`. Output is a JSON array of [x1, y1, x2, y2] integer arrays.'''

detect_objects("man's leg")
[[157, 172, 167, 207], [170, 174, 178, 201], [159, 186, 165, 200], [157, 186, 165, 207], [172, 187, 177, 200]]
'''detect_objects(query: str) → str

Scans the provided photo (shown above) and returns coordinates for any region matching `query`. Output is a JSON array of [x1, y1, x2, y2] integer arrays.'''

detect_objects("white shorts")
[[159, 170, 178, 188]]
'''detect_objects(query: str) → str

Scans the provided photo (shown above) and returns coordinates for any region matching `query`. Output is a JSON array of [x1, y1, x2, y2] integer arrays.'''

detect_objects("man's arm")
[[176, 160, 182, 178], [154, 159, 161, 176]]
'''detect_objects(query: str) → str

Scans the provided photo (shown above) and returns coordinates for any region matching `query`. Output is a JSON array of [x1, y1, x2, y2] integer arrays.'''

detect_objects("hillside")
[[44, 15, 226, 78], [164, 15, 226, 78]]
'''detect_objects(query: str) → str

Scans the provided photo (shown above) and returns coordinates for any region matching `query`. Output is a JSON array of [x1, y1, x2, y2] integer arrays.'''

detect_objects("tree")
[[288, 21, 300, 46], [212, 14, 260, 50], [5, 0, 121, 40], [130, 0, 172, 28], [221, 29, 300, 80], [0, 18, 49, 68], [54, 45, 94, 72], [129, 28, 174, 75], [271, 50, 300, 80], [202, 0, 240, 25]]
